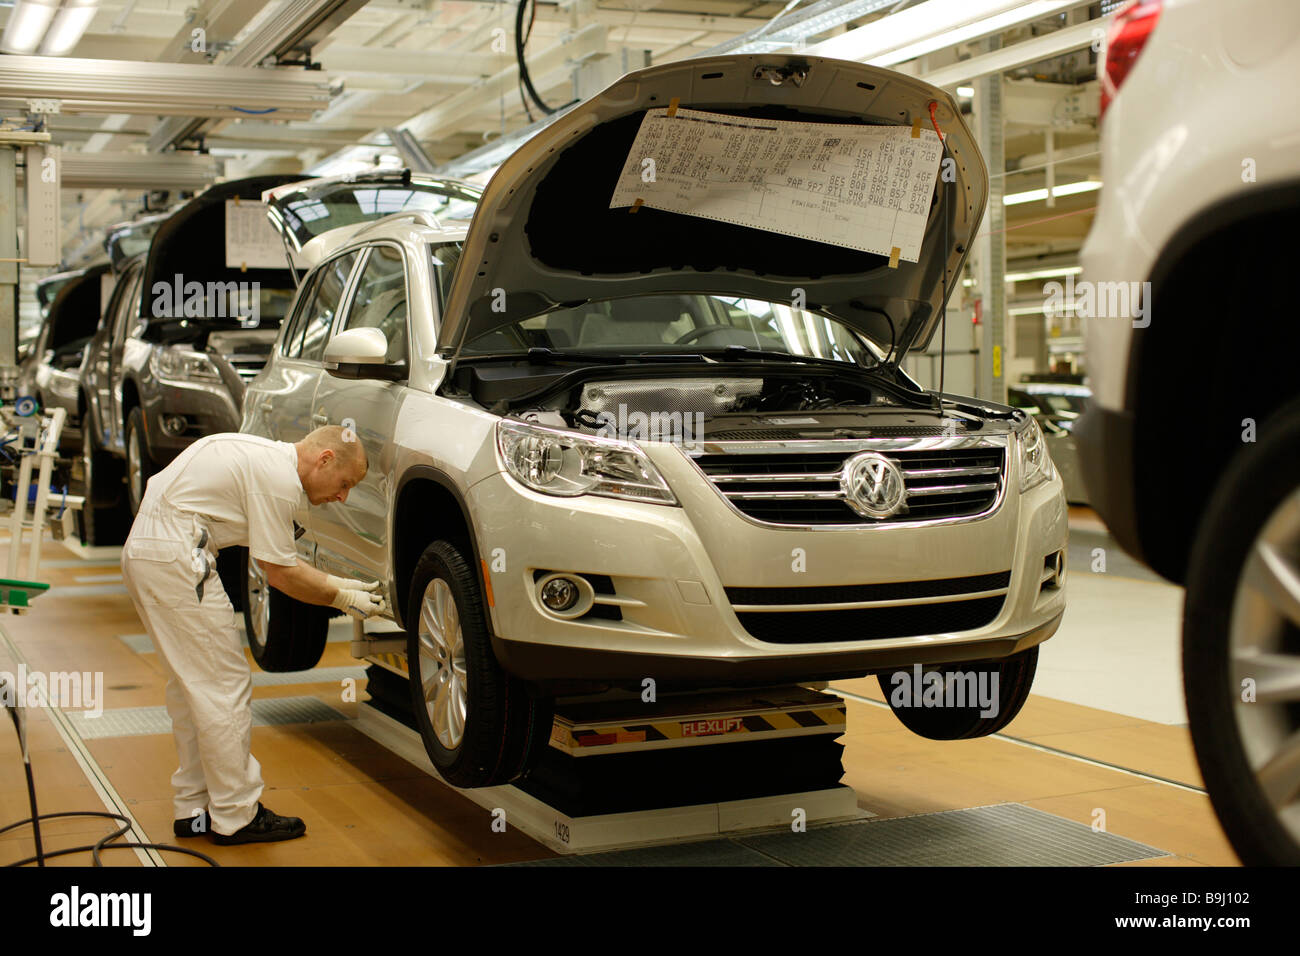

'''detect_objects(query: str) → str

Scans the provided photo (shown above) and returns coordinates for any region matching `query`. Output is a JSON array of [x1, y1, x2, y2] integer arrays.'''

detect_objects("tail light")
[[1099, 0, 1164, 122]]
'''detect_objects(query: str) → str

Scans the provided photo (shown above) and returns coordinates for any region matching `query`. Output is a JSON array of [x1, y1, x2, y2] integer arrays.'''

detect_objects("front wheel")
[[406, 540, 552, 788], [1184, 400, 1300, 865], [124, 407, 154, 516], [878, 646, 1038, 740], [75, 417, 129, 546]]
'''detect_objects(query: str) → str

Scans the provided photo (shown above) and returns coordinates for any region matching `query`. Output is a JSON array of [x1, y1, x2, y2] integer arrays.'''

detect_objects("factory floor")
[[0, 508, 1238, 867]]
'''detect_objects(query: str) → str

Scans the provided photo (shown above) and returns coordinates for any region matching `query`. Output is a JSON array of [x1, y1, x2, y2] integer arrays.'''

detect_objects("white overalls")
[[120, 434, 302, 836]]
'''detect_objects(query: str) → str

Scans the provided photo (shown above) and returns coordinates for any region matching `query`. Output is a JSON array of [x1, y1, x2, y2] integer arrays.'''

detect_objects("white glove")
[[332, 586, 386, 620], [325, 575, 382, 594]]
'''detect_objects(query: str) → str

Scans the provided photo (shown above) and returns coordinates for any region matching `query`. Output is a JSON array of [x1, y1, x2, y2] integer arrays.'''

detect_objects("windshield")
[[276, 181, 481, 248], [460, 293, 883, 367]]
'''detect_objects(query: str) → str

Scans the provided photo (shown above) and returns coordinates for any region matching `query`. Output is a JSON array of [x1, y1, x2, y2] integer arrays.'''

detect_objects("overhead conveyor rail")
[[0, 55, 334, 119]]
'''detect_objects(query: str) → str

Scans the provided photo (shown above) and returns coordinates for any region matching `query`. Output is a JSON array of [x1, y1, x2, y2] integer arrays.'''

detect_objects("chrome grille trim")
[[686, 435, 1011, 528]]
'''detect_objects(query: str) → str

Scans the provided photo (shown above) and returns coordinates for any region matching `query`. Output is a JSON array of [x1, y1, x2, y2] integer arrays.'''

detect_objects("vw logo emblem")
[[841, 452, 906, 518]]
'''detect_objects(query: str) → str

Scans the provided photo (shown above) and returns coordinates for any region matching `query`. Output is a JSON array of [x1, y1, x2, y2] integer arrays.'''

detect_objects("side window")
[[280, 270, 322, 358], [342, 244, 407, 364], [113, 270, 143, 347], [297, 251, 358, 363], [429, 242, 463, 313]]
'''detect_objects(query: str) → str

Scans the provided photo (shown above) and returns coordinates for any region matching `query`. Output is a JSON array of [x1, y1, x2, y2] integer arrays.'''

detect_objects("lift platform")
[[354, 642, 865, 855]]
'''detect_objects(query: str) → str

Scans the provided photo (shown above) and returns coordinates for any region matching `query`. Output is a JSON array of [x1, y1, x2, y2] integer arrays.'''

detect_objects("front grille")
[[725, 571, 1011, 607], [694, 443, 1006, 525], [231, 360, 266, 382], [737, 596, 1005, 643]]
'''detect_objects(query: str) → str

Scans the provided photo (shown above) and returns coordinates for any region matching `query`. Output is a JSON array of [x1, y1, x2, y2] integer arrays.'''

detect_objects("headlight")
[[496, 420, 677, 505], [1016, 414, 1055, 492], [152, 346, 222, 383]]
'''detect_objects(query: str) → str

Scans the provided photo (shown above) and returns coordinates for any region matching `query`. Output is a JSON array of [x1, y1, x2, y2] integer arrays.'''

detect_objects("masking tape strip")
[[911, 117, 922, 138], [666, 97, 680, 118], [888, 246, 901, 269], [629, 197, 644, 214]]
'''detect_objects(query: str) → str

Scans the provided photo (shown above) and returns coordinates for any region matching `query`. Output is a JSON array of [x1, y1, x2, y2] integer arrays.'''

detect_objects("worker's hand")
[[331, 587, 386, 620], [325, 574, 382, 594]]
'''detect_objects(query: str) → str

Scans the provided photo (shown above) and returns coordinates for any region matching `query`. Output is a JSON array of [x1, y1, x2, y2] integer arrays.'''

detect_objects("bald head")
[[296, 425, 368, 505]]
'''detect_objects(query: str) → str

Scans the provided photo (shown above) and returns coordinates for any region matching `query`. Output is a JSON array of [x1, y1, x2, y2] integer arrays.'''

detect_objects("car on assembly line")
[[78, 175, 304, 524], [242, 54, 1068, 789], [1076, 0, 1300, 864], [17, 262, 111, 455]]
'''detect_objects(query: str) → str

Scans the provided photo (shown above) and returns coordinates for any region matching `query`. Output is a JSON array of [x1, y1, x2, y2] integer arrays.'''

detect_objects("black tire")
[[406, 540, 552, 788], [878, 645, 1039, 740], [75, 416, 130, 546], [124, 406, 154, 516], [240, 547, 332, 672], [1183, 399, 1300, 866]]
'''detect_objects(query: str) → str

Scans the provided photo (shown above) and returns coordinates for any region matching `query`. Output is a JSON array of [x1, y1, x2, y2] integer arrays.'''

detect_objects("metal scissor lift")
[[350, 629, 865, 855]]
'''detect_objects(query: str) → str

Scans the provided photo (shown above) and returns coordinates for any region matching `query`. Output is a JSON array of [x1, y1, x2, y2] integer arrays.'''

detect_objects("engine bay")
[[505, 369, 1001, 441]]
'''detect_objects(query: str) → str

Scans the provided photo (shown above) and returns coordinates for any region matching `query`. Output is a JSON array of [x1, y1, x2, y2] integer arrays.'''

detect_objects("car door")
[[246, 249, 361, 445], [308, 242, 410, 588], [85, 262, 140, 450]]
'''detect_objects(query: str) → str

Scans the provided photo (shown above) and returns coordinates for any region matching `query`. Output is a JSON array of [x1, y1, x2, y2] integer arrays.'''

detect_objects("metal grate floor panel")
[[504, 804, 1168, 867], [67, 696, 346, 739]]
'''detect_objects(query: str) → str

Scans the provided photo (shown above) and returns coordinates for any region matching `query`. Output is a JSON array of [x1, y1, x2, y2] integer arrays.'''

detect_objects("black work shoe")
[[210, 803, 306, 845], [174, 810, 210, 838]]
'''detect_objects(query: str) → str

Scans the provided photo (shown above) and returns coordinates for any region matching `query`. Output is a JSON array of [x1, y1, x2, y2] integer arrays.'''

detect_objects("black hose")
[[515, 0, 556, 116]]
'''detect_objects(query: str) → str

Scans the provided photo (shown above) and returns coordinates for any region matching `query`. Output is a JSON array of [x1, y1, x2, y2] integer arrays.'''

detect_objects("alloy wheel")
[[127, 426, 144, 511], [247, 554, 270, 649], [1230, 486, 1300, 847], [417, 577, 467, 750]]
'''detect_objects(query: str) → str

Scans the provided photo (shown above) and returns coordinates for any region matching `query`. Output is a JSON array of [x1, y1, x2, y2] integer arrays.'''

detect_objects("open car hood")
[[439, 54, 987, 366]]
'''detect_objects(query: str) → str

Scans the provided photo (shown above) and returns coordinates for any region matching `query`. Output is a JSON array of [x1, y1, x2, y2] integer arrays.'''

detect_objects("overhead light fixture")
[[1003, 180, 1102, 205], [956, 86, 975, 97], [1, 0, 59, 54], [810, 0, 1083, 67], [1, 0, 98, 55], [40, 0, 99, 56], [1005, 266, 1082, 282]]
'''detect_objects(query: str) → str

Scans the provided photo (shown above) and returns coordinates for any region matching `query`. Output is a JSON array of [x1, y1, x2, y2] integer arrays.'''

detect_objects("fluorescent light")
[[1, 0, 58, 54], [1005, 266, 1082, 282], [869, 0, 1078, 67], [1003, 180, 1102, 205], [810, 0, 1079, 66], [1008, 303, 1079, 315], [956, 86, 974, 97], [39, 0, 98, 56]]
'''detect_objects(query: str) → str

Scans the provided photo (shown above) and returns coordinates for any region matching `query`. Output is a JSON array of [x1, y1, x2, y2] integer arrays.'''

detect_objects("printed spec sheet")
[[609, 107, 944, 262]]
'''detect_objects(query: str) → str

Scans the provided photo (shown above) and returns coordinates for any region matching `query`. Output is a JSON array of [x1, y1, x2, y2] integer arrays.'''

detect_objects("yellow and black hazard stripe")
[[558, 701, 845, 750]]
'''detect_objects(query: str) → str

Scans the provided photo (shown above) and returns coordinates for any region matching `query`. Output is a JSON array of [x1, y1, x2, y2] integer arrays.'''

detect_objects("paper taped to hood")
[[610, 107, 944, 262]]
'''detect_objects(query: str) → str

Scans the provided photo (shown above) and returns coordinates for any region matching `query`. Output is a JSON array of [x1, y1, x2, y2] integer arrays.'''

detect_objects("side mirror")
[[323, 327, 405, 381], [324, 327, 387, 365]]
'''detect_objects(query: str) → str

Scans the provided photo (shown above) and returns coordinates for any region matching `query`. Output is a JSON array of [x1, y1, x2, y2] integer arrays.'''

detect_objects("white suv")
[[1078, 0, 1300, 864], [244, 54, 1068, 788]]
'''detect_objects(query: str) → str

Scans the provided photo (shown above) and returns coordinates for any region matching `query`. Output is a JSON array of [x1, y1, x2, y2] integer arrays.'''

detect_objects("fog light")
[[161, 414, 187, 436], [540, 577, 579, 612]]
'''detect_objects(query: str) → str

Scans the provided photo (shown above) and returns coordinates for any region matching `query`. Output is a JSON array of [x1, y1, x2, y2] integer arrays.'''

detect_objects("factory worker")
[[121, 425, 385, 845]]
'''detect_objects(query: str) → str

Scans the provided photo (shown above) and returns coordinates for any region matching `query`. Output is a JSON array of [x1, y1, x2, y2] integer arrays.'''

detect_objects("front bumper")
[[144, 379, 242, 465], [468, 448, 1068, 684]]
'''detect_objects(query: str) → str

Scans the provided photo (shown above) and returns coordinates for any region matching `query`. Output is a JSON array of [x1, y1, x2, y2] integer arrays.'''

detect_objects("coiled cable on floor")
[[2, 677, 219, 867]]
